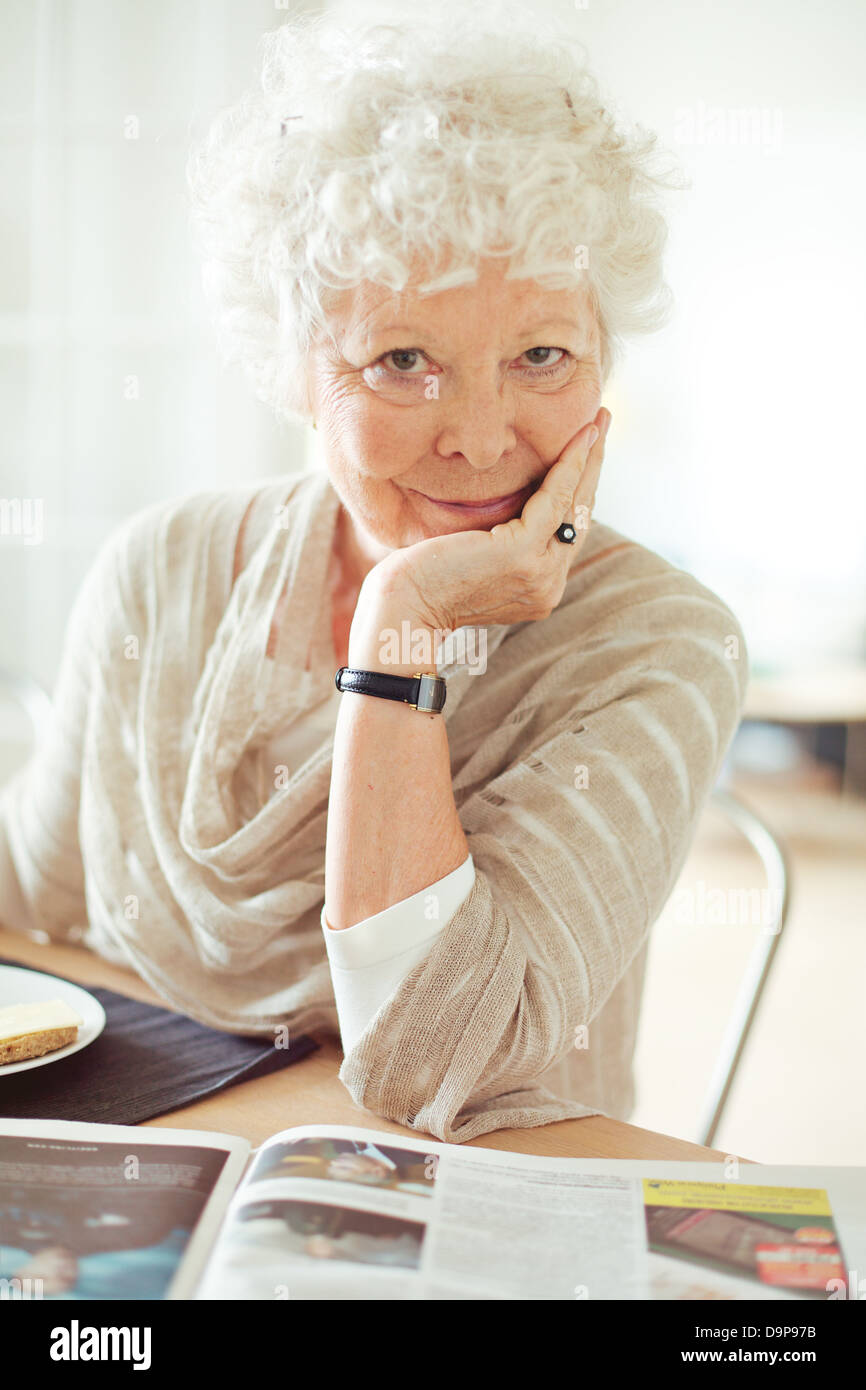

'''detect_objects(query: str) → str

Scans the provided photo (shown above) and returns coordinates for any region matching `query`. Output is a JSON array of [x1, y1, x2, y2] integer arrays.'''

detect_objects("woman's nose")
[[432, 385, 518, 469]]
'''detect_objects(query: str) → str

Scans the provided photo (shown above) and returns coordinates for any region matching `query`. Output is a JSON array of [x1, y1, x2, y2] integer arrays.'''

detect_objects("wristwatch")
[[334, 666, 447, 714]]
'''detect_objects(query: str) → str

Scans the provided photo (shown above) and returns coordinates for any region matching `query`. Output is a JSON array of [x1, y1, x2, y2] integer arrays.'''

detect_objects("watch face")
[[415, 674, 446, 713]]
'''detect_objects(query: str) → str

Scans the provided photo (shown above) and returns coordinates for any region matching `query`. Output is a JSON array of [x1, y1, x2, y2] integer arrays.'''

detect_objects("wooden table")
[[0, 926, 743, 1163]]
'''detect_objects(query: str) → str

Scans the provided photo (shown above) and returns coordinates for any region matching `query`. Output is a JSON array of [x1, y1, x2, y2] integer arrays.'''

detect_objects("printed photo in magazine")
[[0, 1121, 246, 1300]]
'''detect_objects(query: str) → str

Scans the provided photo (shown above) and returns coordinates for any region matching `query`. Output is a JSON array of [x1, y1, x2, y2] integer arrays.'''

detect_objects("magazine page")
[[0, 1119, 249, 1302], [194, 1127, 866, 1301], [193, 1123, 646, 1300], [434, 1154, 866, 1302]]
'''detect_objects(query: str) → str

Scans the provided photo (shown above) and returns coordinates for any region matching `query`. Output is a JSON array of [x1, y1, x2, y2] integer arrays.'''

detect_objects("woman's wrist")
[[347, 571, 442, 677]]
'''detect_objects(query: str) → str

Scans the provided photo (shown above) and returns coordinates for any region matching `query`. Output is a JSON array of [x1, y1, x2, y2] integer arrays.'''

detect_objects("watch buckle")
[[410, 672, 445, 714]]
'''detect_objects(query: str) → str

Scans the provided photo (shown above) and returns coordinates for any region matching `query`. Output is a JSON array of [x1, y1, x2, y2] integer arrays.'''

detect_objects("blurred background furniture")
[[744, 662, 866, 798]]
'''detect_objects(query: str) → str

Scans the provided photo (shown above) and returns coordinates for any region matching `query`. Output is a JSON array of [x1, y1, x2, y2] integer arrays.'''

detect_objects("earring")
[[312, 420, 317, 430]]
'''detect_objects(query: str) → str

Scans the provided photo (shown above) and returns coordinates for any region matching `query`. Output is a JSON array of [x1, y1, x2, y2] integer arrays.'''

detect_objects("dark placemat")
[[0, 955, 319, 1125]]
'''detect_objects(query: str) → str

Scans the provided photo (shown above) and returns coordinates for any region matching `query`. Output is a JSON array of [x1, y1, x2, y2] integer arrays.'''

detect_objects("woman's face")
[[306, 257, 604, 558]]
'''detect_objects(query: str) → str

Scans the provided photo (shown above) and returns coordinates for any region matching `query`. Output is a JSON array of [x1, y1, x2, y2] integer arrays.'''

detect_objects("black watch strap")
[[334, 667, 447, 714]]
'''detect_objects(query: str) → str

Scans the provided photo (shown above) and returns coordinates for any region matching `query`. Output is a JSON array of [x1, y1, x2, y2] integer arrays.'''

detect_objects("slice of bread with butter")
[[0, 999, 84, 1064]]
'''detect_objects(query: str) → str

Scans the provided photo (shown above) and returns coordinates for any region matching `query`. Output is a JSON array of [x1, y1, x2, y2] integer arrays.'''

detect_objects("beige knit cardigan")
[[0, 466, 748, 1142]]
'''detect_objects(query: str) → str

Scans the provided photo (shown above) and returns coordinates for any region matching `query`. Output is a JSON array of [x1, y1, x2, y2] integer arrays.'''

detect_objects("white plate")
[[0, 964, 106, 1075]]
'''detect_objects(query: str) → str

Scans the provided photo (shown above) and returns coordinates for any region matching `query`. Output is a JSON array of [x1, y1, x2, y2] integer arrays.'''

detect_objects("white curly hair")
[[186, 7, 681, 426]]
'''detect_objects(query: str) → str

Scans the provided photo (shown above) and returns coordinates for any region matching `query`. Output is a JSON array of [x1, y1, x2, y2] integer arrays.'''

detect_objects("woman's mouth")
[[410, 484, 536, 523]]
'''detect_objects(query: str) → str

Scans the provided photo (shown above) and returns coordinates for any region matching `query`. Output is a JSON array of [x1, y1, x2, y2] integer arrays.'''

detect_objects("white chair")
[[697, 787, 792, 1148]]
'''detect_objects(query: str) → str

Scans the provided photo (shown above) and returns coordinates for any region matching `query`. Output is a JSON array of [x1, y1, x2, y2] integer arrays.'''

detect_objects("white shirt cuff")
[[320, 854, 475, 1054], [321, 853, 474, 968]]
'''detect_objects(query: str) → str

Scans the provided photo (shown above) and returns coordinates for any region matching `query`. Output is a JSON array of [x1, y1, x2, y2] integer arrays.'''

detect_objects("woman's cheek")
[[354, 408, 427, 482], [526, 378, 601, 456]]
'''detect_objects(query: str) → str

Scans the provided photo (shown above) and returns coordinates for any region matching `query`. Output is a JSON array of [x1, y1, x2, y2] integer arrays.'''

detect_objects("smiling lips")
[[414, 484, 536, 518]]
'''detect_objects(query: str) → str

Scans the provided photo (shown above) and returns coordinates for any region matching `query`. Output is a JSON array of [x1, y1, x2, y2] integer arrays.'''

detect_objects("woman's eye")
[[365, 344, 573, 387], [362, 349, 433, 390], [519, 346, 570, 374], [374, 349, 430, 376]]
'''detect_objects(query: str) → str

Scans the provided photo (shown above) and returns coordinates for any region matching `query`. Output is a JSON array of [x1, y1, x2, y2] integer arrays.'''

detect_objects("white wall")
[[0, 0, 317, 693], [565, 0, 866, 675], [3, 0, 865, 697]]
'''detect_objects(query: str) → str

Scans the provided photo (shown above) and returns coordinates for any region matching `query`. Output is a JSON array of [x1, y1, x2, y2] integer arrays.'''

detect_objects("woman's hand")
[[364, 408, 610, 635]]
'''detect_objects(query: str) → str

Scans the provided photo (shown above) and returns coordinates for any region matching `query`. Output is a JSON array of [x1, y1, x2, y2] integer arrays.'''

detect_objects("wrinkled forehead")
[[316, 259, 599, 358]]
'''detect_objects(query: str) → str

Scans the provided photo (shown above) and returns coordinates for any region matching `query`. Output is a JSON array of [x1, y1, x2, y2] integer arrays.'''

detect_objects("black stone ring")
[[555, 522, 577, 544]]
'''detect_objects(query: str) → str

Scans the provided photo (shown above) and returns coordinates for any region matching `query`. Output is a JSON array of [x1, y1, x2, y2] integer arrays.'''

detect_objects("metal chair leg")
[[697, 788, 793, 1149]]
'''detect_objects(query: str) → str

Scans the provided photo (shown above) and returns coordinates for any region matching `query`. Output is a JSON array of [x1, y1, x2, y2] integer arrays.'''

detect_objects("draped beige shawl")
[[0, 466, 748, 1141]]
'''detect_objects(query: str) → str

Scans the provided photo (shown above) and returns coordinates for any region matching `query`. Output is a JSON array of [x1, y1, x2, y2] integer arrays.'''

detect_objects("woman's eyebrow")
[[522, 316, 585, 335], [354, 317, 588, 348]]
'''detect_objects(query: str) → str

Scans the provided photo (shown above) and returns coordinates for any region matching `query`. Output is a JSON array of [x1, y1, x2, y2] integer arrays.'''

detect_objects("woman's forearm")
[[322, 419, 607, 934], [323, 574, 469, 931]]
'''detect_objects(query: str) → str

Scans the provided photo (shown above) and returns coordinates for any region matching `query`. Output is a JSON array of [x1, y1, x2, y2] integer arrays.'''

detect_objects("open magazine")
[[1, 1118, 864, 1301]]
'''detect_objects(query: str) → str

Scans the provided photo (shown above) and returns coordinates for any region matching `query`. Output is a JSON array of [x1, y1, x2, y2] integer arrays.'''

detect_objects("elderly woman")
[[0, 15, 747, 1142]]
